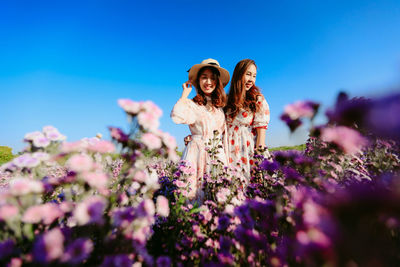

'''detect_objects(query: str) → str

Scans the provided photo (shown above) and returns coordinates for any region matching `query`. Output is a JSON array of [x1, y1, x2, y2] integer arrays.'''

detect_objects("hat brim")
[[188, 64, 230, 88]]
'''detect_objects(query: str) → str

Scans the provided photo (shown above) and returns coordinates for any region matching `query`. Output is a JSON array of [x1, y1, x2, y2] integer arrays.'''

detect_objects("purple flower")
[[100, 254, 132, 267], [259, 159, 279, 172], [108, 126, 129, 143], [61, 238, 93, 265], [73, 196, 107, 225], [366, 93, 400, 142], [280, 113, 302, 132], [112, 207, 135, 228], [0, 239, 14, 259], [217, 215, 230, 231], [156, 256, 172, 267], [326, 92, 370, 128], [282, 167, 303, 182], [33, 228, 64, 263]]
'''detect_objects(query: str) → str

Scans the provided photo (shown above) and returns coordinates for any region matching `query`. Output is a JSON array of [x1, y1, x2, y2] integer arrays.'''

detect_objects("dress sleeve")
[[252, 95, 270, 129], [170, 98, 197, 125]]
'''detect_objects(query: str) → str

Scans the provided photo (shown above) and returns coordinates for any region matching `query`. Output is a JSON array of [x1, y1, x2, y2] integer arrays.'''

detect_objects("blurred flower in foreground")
[[281, 100, 319, 132], [321, 126, 368, 154]]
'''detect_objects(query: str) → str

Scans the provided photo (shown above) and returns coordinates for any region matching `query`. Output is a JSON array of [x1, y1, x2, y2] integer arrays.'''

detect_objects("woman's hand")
[[181, 81, 193, 99]]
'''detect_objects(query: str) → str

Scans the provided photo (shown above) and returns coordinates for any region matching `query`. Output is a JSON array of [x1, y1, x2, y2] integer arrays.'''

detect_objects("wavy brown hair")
[[192, 67, 227, 108], [224, 59, 262, 119]]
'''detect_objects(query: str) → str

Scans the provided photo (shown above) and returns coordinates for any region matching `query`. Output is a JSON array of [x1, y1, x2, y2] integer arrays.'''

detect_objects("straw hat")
[[188, 58, 230, 87]]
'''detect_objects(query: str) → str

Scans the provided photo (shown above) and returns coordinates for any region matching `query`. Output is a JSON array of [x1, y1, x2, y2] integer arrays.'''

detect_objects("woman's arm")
[[255, 128, 266, 148]]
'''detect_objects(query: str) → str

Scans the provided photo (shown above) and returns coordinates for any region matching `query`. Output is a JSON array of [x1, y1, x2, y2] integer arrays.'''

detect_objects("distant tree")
[[0, 146, 14, 165]]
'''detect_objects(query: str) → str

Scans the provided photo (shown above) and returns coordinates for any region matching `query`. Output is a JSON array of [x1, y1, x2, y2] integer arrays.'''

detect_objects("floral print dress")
[[226, 95, 270, 182], [171, 98, 228, 200]]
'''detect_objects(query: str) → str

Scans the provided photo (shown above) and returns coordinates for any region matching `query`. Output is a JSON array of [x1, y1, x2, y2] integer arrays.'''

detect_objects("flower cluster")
[[0, 91, 399, 266]]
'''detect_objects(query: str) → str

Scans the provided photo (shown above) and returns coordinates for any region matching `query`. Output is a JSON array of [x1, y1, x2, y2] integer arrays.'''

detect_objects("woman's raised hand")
[[181, 81, 193, 99]]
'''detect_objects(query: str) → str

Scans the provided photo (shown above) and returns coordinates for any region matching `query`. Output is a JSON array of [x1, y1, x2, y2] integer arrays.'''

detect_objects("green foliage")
[[0, 146, 14, 165], [269, 144, 305, 152]]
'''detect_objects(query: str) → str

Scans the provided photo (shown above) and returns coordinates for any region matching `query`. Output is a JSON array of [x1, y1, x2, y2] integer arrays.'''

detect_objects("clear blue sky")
[[1, 0, 400, 153]]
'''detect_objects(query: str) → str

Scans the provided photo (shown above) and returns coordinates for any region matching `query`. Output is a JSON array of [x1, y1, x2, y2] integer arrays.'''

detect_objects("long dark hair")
[[193, 67, 226, 108], [224, 59, 262, 119]]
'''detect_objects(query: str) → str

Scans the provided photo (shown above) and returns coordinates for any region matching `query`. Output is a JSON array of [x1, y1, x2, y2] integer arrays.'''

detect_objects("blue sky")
[[1, 0, 400, 153]]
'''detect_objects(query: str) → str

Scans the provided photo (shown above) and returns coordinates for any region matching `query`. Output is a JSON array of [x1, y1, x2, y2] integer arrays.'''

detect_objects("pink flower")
[[81, 171, 108, 190], [160, 131, 177, 150], [156, 196, 169, 217], [66, 154, 93, 172], [32, 152, 50, 161], [43, 126, 66, 141], [192, 225, 204, 239], [143, 199, 155, 217], [174, 180, 187, 188], [216, 188, 231, 203], [284, 101, 319, 120], [24, 131, 43, 141], [132, 170, 148, 182], [137, 112, 160, 131], [141, 101, 162, 118], [33, 135, 51, 148], [42, 228, 65, 261], [0, 204, 19, 221], [87, 140, 115, 153], [118, 99, 142, 114], [200, 206, 212, 222], [61, 141, 84, 153], [9, 178, 44, 196], [321, 126, 368, 154], [13, 154, 40, 168], [178, 164, 195, 175], [22, 203, 64, 225], [141, 133, 162, 150], [8, 258, 22, 267]]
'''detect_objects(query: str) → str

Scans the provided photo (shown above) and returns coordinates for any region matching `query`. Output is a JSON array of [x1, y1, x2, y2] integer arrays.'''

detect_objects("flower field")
[[0, 92, 399, 266]]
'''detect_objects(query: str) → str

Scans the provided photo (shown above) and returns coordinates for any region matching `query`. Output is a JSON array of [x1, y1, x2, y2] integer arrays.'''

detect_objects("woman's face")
[[243, 64, 257, 91], [199, 68, 217, 95]]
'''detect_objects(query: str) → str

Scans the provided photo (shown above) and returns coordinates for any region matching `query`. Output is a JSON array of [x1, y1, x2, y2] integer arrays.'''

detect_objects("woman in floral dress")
[[171, 59, 230, 201], [224, 59, 270, 182]]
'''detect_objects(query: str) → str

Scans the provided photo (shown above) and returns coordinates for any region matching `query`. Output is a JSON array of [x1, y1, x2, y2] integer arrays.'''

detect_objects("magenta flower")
[[321, 126, 368, 154]]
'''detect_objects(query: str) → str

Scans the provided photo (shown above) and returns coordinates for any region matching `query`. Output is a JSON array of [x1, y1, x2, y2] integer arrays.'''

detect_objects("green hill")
[[0, 146, 15, 165]]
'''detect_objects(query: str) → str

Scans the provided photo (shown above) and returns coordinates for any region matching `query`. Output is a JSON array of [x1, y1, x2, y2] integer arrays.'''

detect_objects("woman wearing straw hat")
[[171, 58, 230, 201]]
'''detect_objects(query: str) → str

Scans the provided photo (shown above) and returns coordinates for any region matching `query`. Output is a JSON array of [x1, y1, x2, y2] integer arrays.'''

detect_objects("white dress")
[[171, 98, 228, 200], [226, 95, 270, 181]]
